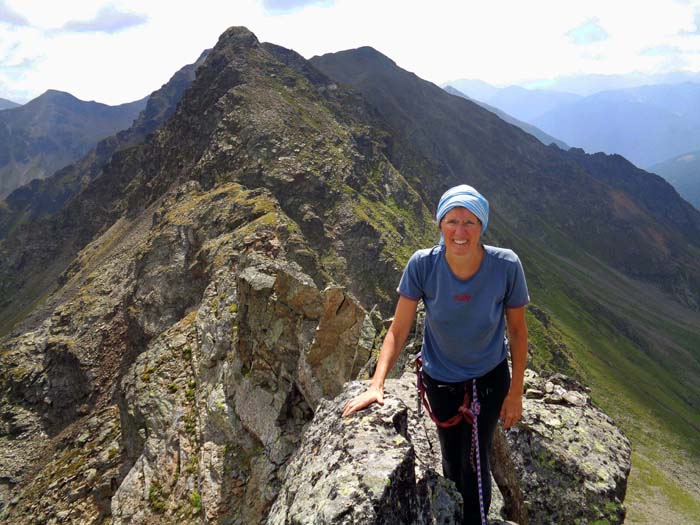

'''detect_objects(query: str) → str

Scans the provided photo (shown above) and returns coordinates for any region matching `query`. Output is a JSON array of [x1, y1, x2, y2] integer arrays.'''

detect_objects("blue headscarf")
[[436, 184, 489, 245]]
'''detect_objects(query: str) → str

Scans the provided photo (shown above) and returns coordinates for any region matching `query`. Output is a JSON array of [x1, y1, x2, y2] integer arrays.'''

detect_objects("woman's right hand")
[[342, 384, 384, 417], [341, 296, 417, 418]]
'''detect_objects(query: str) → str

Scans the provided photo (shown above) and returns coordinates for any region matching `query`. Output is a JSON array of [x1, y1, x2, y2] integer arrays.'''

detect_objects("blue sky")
[[1, 0, 700, 104]]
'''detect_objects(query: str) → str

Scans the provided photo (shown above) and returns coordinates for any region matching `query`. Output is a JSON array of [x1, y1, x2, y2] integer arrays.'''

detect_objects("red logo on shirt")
[[453, 293, 472, 302]]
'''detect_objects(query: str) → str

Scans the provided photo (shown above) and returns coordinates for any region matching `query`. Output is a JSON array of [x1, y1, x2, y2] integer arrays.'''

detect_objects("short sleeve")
[[397, 251, 424, 301], [505, 254, 530, 308]]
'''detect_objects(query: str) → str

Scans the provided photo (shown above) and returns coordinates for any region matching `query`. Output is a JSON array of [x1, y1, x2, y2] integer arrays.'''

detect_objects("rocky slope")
[[270, 371, 630, 525], [0, 26, 693, 524], [0, 26, 435, 524], [0, 90, 148, 199]]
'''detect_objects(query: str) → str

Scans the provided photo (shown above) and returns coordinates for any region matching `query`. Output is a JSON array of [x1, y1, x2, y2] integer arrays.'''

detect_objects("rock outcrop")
[[111, 251, 380, 524], [268, 378, 463, 525], [508, 370, 631, 524], [268, 371, 630, 525]]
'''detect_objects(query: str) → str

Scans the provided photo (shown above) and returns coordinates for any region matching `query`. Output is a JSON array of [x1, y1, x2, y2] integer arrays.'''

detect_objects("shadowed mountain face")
[[0, 28, 699, 523], [310, 47, 700, 307], [0, 52, 207, 240], [0, 98, 20, 110], [443, 85, 568, 149], [0, 90, 147, 199], [651, 150, 700, 210]]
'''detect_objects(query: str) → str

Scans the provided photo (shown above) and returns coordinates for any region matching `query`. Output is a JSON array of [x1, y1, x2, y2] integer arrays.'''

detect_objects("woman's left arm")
[[501, 306, 528, 428]]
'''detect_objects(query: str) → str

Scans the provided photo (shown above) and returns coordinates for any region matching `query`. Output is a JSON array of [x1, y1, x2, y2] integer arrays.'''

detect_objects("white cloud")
[[262, 0, 333, 14], [59, 5, 148, 34], [0, 0, 28, 26], [2, 0, 700, 104], [566, 18, 608, 45]]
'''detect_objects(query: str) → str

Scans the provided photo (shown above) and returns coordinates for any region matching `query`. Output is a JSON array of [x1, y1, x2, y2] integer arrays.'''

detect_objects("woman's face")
[[440, 206, 482, 256]]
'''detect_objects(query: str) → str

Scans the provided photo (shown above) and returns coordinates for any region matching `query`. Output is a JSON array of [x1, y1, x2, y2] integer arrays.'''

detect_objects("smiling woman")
[[343, 184, 529, 525], [440, 207, 483, 270]]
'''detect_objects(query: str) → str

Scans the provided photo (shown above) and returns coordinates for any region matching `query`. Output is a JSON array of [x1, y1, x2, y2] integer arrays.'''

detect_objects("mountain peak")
[[37, 89, 80, 102], [216, 26, 260, 50], [313, 46, 397, 68], [0, 97, 20, 110], [22, 89, 88, 112]]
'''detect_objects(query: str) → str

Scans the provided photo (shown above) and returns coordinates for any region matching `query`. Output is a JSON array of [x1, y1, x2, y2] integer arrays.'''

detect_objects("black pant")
[[423, 359, 510, 524]]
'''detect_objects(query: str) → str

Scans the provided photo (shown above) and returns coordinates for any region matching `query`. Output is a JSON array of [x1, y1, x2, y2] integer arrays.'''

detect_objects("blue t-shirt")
[[397, 244, 529, 382]]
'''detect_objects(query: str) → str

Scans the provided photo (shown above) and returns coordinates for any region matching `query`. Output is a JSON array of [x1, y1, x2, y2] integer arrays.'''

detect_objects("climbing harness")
[[415, 353, 487, 525]]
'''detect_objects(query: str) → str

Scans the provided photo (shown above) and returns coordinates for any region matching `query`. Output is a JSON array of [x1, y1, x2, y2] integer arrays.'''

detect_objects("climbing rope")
[[471, 378, 486, 525]]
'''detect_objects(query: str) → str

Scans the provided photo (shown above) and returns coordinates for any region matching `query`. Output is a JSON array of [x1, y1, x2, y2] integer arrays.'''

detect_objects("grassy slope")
[[510, 228, 700, 523]]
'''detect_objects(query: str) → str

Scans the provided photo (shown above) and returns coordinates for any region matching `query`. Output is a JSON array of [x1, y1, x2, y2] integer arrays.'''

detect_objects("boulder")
[[267, 377, 464, 525], [507, 370, 631, 524]]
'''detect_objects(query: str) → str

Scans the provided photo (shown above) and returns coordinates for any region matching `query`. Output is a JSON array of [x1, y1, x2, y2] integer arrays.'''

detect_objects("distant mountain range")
[[450, 78, 700, 169], [0, 52, 207, 239], [443, 85, 568, 149], [0, 98, 20, 110], [532, 83, 700, 168], [447, 71, 700, 97], [0, 90, 147, 199], [524, 71, 700, 96], [650, 151, 700, 209], [447, 79, 581, 123]]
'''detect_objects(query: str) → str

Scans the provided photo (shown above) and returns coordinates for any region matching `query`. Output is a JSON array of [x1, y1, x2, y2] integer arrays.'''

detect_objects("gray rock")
[[525, 389, 544, 399], [267, 378, 463, 525], [268, 366, 631, 525], [506, 394, 631, 524], [562, 391, 588, 407]]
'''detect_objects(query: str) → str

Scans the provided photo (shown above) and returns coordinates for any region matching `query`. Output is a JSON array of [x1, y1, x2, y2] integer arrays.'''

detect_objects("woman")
[[342, 184, 529, 525]]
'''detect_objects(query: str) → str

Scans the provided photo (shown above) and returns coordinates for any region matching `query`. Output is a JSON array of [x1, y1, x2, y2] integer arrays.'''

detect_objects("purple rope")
[[470, 379, 486, 525]]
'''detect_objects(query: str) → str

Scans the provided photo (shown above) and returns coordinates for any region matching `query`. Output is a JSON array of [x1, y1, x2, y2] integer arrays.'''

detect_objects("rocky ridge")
[[0, 26, 432, 523], [0, 26, 636, 524]]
